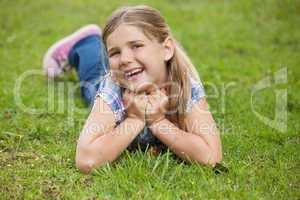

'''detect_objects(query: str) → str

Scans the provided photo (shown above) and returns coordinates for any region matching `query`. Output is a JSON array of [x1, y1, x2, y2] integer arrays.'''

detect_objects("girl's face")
[[106, 24, 172, 93]]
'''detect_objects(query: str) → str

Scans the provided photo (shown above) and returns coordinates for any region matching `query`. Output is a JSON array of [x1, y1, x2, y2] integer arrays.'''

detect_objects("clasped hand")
[[122, 88, 168, 125]]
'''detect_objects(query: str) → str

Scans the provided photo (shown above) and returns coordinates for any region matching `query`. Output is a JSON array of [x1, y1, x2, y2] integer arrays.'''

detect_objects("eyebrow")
[[108, 40, 144, 53]]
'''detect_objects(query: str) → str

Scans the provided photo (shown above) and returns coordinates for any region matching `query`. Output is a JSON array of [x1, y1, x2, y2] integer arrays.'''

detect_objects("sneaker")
[[43, 24, 102, 78]]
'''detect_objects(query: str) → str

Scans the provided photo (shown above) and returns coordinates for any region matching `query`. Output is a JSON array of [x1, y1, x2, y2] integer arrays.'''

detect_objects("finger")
[[159, 89, 168, 102], [161, 97, 169, 112], [111, 70, 130, 88], [150, 93, 168, 111], [134, 94, 147, 106], [160, 87, 167, 95], [148, 94, 156, 103], [158, 88, 168, 97], [124, 89, 135, 106], [153, 89, 165, 99], [146, 94, 160, 109], [124, 89, 133, 99], [136, 97, 147, 111], [149, 87, 160, 95], [136, 82, 158, 94], [145, 102, 153, 114], [123, 90, 130, 107], [146, 96, 156, 113]]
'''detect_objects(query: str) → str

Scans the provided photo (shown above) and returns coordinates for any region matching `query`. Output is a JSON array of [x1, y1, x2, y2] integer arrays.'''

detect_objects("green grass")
[[0, 0, 299, 199]]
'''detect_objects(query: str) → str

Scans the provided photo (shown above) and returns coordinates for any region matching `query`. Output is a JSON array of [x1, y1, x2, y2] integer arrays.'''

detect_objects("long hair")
[[102, 5, 200, 130]]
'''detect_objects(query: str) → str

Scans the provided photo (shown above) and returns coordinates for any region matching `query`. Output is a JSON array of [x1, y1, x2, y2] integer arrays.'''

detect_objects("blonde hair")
[[102, 5, 200, 130]]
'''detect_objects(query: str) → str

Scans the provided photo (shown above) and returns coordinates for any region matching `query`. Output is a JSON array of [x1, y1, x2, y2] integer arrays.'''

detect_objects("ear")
[[163, 37, 175, 62]]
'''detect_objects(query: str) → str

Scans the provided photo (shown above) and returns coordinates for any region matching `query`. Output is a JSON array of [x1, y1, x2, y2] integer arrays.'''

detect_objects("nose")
[[120, 48, 133, 66]]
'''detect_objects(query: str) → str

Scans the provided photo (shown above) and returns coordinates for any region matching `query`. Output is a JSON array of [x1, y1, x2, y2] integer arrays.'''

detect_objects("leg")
[[68, 35, 109, 106], [43, 24, 101, 78]]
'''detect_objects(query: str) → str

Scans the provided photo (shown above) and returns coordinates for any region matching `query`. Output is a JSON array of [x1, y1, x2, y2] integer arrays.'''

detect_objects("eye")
[[132, 43, 143, 49], [109, 51, 120, 57]]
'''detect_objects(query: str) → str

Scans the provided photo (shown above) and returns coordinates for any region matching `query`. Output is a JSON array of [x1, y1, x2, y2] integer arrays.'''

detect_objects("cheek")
[[136, 51, 163, 70], [109, 58, 119, 70]]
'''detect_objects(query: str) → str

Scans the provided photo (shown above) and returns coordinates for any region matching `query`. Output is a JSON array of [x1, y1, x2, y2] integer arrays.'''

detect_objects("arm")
[[76, 96, 145, 174], [149, 97, 222, 166]]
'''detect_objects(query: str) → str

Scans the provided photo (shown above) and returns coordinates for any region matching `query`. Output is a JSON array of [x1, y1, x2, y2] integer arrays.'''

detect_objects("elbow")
[[215, 152, 223, 164], [206, 151, 222, 167], [75, 148, 109, 174], [75, 157, 95, 174], [75, 145, 95, 174], [75, 150, 99, 174], [194, 150, 222, 167], [207, 157, 222, 167], [76, 157, 110, 174]]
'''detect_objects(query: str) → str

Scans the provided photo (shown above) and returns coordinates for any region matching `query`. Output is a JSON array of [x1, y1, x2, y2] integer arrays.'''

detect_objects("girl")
[[43, 5, 222, 174]]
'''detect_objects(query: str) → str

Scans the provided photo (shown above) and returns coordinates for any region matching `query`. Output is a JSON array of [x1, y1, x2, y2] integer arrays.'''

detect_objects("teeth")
[[125, 68, 143, 77]]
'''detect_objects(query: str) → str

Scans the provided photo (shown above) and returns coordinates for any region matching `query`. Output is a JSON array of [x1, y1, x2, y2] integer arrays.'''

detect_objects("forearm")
[[150, 118, 219, 165], [76, 118, 144, 171]]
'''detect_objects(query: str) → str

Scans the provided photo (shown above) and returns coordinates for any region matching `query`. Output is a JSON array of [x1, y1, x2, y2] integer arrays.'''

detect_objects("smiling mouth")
[[125, 67, 145, 80]]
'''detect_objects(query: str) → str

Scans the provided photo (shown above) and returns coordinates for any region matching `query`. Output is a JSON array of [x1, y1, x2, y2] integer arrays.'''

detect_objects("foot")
[[42, 24, 102, 78]]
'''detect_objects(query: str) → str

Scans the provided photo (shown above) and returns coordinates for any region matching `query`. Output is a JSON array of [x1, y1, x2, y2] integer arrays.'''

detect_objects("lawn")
[[0, 0, 299, 199]]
